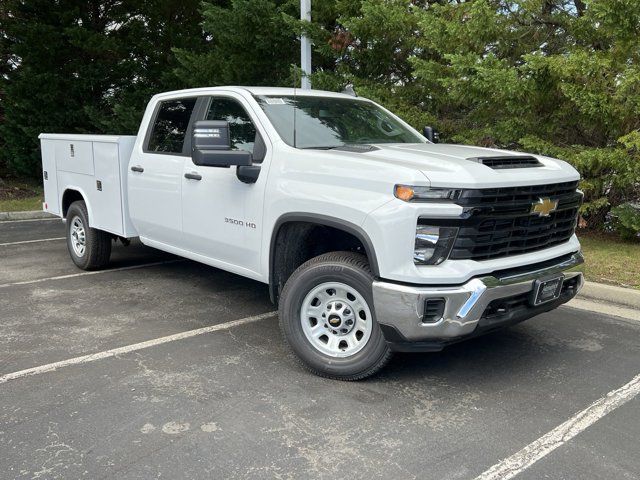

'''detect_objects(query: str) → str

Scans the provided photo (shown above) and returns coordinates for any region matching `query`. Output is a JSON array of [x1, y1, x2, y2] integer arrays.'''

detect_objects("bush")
[[610, 203, 640, 240], [519, 133, 640, 230]]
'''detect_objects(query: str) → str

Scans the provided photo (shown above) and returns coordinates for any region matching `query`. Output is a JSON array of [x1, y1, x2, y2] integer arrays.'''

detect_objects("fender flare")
[[268, 213, 381, 302], [61, 187, 93, 226]]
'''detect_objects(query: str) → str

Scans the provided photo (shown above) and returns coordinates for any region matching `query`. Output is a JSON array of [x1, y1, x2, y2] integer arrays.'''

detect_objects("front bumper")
[[372, 251, 584, 351]]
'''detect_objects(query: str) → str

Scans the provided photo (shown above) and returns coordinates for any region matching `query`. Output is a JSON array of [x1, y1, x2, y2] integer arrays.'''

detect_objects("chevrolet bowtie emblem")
[[531, 197, 558, 217]]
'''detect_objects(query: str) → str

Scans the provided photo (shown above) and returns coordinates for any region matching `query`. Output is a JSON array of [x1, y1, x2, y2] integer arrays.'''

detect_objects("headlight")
[[414, 225, 458, 265], [395, 185, 462, 202]]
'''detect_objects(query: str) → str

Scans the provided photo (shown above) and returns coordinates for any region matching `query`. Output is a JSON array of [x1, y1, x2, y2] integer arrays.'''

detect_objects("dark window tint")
[[206, 98, 256, 153], [147, 98, 197, 153]]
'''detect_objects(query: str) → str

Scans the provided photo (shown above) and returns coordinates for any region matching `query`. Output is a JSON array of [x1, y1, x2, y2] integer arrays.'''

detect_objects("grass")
[[578, 232, 640, 289], [0, 196, 43, 212], [0, 178, 43, 212]]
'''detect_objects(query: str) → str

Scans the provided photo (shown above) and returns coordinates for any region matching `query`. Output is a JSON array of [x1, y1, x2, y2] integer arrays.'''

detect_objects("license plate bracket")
[[531, 275, 564, 306]]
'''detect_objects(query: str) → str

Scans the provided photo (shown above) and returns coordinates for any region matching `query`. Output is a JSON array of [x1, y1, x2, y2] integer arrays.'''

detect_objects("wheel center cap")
[[328, 315, 342, 328]]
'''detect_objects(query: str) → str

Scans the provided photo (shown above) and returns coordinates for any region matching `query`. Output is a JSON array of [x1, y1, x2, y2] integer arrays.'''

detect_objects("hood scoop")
[[467, 155, 542, 169]]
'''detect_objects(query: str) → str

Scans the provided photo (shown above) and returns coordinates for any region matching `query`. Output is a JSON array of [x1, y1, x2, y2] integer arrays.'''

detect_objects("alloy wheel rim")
[[70, 216, 86, 257], [300, 282, 373, 358]]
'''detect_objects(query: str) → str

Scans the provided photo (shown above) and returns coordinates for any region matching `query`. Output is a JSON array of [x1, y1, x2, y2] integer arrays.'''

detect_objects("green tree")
[[102, 0, 205, 133], [1, 0, 638, 232], [173, 0, 298, 88], [305, 0, 640, 229], [1, 1, 129, 176], [0, 0, 204, 177]]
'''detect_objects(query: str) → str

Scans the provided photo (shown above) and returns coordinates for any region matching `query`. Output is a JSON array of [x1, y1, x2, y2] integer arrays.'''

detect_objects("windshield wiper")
[[299, 144, 378, 152]]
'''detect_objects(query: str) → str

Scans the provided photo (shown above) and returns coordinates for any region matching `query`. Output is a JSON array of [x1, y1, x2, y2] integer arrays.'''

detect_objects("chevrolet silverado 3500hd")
[[40, 86, 584, 380]]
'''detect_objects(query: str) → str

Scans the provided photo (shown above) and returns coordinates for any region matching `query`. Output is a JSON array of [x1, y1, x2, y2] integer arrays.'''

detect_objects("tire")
[[66, 200, 112, 270], [279, 251, 392, 380]]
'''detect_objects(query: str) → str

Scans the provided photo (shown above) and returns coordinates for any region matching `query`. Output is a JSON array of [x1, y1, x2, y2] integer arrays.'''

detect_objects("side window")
[[206, 97, 256, 153], [147, 98, 197, 153]]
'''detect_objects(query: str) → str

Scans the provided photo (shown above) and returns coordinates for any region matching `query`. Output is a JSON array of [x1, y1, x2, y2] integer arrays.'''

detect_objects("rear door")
[[181, 93, 269, 276], [128, 97, 198, 246]]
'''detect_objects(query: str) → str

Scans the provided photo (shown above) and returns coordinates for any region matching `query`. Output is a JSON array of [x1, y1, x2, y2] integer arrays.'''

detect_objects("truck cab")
[[40, 86, 584, 380]]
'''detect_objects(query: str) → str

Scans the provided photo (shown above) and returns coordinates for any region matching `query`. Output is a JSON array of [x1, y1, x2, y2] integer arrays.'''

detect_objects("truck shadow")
[[106, 240, 178, 268], [376, 314, 591, 386]]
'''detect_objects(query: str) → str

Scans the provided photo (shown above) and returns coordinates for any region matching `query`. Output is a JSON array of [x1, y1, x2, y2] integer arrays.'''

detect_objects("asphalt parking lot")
[[1, 219, 639, 480]]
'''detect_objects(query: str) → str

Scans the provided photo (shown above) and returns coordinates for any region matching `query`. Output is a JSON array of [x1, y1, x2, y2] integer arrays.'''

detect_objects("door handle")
[[184, 172, 202, 181], [130, 165, 144, 173]]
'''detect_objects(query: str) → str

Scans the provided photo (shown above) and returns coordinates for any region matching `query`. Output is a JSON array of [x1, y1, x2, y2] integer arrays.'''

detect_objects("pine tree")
[[1, 1, 126, 176], [173, 0, 298, 88], [0, 0, 204, 177]]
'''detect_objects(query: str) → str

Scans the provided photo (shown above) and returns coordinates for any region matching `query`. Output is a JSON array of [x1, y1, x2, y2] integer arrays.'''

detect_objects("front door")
[[128, 97, 197, 246], [181, 93, 269, 279]]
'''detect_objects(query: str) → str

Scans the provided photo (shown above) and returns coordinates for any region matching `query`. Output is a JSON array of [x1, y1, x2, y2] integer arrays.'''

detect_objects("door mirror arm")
[[236, 165, 261, 184]]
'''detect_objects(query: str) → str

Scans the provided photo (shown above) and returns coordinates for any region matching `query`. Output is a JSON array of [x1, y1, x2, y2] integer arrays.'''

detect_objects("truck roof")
[[152, 86, 359, 100]]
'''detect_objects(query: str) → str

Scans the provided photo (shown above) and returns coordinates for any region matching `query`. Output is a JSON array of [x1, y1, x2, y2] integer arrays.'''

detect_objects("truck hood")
[[330, 143, 580, 189]]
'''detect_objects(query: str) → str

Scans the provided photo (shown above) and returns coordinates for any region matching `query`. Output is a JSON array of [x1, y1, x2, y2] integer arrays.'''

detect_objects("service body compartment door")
[[56, 140, 94, 175], [40, 139, 60, 214], [92, 142, 124, 234]]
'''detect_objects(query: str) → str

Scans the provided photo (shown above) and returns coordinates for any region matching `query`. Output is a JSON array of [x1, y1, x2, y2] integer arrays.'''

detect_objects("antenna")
[[293, 66, 298, 148]]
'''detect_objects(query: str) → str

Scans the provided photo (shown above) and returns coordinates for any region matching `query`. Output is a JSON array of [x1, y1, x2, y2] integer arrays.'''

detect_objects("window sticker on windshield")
[[265, 97, 286, 105]]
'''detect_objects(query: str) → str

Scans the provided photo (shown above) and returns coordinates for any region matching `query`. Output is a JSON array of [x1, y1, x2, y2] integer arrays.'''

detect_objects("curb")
[[0, 210, 56, 222], [578, 281, 640, 310]]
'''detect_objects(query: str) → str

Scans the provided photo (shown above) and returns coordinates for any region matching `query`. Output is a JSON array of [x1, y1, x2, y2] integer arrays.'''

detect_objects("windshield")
[[254, 95, 425, 149]]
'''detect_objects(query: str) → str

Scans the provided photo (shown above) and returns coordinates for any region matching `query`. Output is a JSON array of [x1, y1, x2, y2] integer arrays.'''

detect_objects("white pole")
[[300, 0, 312, 90]]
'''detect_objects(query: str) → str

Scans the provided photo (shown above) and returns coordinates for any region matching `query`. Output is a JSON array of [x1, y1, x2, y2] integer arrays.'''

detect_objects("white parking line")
[[0, 259, 183, 289], [474, 373, 640, 480], [0, 311, 277, 384], [0, 237, 65, 247]]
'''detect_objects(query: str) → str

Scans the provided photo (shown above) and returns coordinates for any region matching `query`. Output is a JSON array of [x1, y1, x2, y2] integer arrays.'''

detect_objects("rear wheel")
[[66, 200, 111, 270], [279, 251, 392, 380]]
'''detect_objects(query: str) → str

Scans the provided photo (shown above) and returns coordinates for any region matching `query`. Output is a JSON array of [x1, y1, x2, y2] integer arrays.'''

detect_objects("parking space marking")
[[0, 311, 276, 384], [0, 259, 183, 289], [0, 236, 65, 247], [475, 373, 640, 480]]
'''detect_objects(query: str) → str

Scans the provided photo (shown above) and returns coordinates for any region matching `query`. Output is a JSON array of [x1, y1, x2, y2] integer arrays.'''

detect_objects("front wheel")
[[278, 252, 392, 380], [66, 200, 112, 270]]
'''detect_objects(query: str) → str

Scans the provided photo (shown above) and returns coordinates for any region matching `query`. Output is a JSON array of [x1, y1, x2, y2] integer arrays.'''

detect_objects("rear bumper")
[[372, 251, 584, 351]]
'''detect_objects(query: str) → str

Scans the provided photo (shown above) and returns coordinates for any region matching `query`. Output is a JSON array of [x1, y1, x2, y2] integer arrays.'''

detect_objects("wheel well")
[[61, 189, 84, 218], [269, 220, 377, 305]]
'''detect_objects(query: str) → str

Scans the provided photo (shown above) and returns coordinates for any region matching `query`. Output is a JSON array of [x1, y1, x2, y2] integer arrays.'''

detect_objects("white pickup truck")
[[40, 86, 584, 380]]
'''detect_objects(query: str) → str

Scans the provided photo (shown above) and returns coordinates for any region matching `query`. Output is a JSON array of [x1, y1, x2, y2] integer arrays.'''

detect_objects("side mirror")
[[423, 126, 440, 144], [192, 120, 252, 167]]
